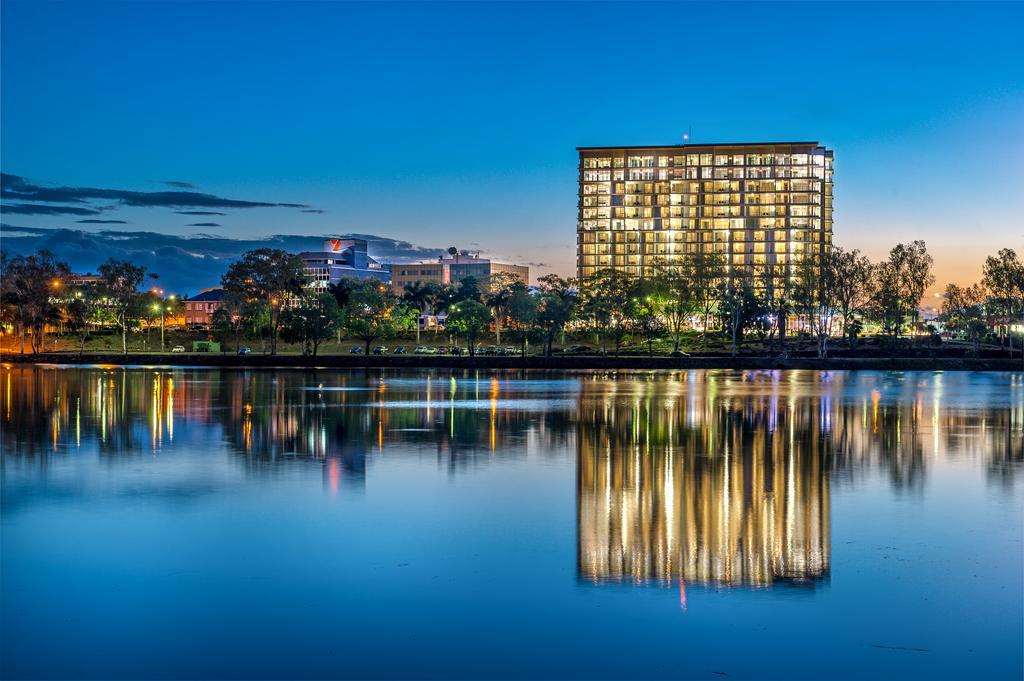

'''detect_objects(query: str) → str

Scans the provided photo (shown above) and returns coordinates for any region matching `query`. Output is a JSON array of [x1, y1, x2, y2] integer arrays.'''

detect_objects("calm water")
[[1, 367, 1022, 680]]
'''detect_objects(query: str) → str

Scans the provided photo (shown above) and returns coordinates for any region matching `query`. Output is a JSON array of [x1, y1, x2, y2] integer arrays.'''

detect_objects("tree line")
[[2, 241, 1022, 359]]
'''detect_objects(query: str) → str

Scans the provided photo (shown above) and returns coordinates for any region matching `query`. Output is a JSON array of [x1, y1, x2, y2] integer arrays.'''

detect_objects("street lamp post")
[[152, 303, 164, 352], [153, 294, 176, 352]]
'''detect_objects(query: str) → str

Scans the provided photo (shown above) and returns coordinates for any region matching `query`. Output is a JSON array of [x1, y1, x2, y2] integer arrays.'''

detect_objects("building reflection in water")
[[576, 370, 1023, 591], [577, 372, 830, 589]]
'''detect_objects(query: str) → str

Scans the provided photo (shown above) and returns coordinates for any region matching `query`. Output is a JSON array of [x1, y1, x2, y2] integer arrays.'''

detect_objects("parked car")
[[171, 345, 186, 353], [414, 346, 435, 355], [373, 346, 388, 355], [504, 347, 518, 356], [435, 346, 449, 355], [566, 345, 591, 355], [237, 347, 251, 356], [394, 346, 407, 354], [350, 346, 364, 354], [449, 346, 464, 356]]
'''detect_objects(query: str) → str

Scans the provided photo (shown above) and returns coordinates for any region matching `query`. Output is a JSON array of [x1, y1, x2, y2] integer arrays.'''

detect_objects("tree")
[[759, 261, 793, 357], [342, 280, 404, 355], [402, 281, 438, 344], [211, 291, 246, 352], [455, 275, 482, 303], [64, 291, 102, 356], [0, 250, 70, 354], [506, 283, 537, 356], [792, 252, 844, 358], [869, 241, 934, 338], [534, 274, 578, 357], [240, 300, 272, 352], [221, 248, 307, 355], [629, 279, 666, 357], [939, 282, 988, 353], [899, 240, 935, 331], [446, 300, 491, 355], [280, 293, 342, 356], [652, 265, 694, 355], [329, 277, 361, 309], [579, 269, 632, 356], [98, 259, 146, 355], [829, 247, 873, 337], [719, 277, 766, 357], [433, 284, 461, 317], [868, 260, 903, 338], [687, 249, 727, 345], [982, 248, 1024, 361], [484, 272, 520, 345]]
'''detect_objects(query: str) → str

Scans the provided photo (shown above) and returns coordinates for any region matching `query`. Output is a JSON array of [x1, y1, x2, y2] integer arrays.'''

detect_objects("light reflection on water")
[[1, 366, 1022, 680]]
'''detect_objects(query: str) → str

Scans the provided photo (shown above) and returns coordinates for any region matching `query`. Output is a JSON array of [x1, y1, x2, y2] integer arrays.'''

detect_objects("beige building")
[[391, 252, 529, 291], [486, 262, 530, 285], [577, 141, 834, 284], [390, 262, 447, 289]]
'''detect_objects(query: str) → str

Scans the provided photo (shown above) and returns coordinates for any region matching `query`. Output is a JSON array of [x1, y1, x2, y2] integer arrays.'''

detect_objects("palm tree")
[[402, 281, 436, 344], [484, 273, 519, 345]]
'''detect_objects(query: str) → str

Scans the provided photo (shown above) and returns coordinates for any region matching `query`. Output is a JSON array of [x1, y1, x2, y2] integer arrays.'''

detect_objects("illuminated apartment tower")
[[576, 142, 834, 283]]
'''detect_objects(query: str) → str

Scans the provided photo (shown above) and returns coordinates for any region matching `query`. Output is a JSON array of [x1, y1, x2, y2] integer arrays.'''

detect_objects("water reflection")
[[575, 371, 1022, 589], [2, 366, 1022, 587], [0, 367, 578, 486], [3, 366, 1022, 680], [577, 377, 830, 588]]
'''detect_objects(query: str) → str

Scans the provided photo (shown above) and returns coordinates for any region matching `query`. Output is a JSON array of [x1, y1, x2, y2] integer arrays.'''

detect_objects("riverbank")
[[2, 352, 1019, 371]]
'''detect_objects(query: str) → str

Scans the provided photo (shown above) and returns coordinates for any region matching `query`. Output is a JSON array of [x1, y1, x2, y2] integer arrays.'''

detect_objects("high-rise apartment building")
[[576, 142, 833, 284]]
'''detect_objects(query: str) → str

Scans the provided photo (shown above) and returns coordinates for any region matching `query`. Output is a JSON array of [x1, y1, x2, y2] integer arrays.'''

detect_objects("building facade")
[[390, 251, 529, 291], [390, 262, 447, 289], [577, 142, 833, 285], [301, 239, 391, 290], [183, 288, 225, 327]]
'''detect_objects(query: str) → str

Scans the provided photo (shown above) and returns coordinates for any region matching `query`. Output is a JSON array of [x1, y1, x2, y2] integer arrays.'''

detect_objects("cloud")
[[0, 224, 447, 295], [175, 210, 226, 216], [301, 209, 325, 214], [164, 181, 198, 189], [76, 219, 128, 224], [187, 222, 221, 227], [1, 173, 313, 210], [1, 203, 103, 216]]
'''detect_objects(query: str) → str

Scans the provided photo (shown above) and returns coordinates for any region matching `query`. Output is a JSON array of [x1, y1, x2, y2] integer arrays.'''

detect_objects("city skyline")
[[2, 1, 1023, 293]]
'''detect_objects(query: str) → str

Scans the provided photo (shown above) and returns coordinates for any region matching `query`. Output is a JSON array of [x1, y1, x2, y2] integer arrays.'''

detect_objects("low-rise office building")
[[391, 250, 529, 290], [301, 239, 391, 290], [390, 261, 447, 289]]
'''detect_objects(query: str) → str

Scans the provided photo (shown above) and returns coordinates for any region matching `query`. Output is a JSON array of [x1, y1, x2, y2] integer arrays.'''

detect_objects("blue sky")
[[2, 1, 1022, 290]]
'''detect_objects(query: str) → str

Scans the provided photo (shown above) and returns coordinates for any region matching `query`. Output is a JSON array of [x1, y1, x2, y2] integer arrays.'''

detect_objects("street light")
[[152, 303, 165, 352]]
